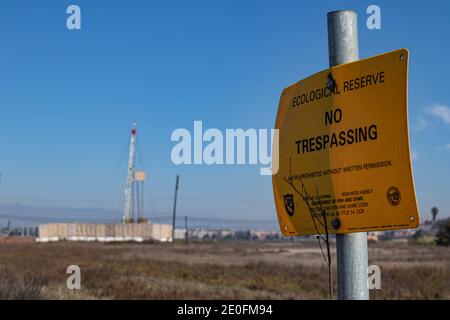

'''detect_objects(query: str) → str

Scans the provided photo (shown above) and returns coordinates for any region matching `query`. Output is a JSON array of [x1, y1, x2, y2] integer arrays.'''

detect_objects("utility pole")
[[184, 215, 188, 244], [327, 10, 369, 300], [171, 174, 180, 243]]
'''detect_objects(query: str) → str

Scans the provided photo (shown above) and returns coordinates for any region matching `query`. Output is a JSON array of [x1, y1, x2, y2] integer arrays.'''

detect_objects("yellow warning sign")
[[273, 49, 419, 236]]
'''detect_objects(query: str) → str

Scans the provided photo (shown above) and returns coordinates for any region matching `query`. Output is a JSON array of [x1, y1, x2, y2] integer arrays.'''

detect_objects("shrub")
[[0, 269, 49, 300], [436, 219, 450, 246]]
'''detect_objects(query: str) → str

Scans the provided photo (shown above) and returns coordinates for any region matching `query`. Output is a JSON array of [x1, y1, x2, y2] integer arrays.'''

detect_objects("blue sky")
[[0, 0, 449, 223]]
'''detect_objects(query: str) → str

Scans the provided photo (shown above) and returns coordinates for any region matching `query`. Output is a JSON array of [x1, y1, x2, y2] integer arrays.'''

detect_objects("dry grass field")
[[0, 239, 449, 300]]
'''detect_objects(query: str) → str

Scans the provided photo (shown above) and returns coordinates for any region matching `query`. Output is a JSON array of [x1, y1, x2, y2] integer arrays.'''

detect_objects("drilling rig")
[[122, 122, 148, 224]]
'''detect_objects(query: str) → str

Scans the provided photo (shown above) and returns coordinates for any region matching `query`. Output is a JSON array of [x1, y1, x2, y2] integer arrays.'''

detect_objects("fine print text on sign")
[[273, 49, 419, 236]]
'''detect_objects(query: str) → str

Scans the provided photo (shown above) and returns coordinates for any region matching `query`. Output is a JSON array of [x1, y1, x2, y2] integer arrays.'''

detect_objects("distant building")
[[181, 228, 284, 241], [174, 228, 187, 240], [37, 222, 172, 243]]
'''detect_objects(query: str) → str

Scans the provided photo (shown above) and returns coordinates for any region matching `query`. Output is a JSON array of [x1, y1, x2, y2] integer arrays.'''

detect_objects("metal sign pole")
[[327, 10, 369, 300]]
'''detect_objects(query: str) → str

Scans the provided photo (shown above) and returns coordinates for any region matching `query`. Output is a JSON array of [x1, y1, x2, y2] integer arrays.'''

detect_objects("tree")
[[431, 207, 439, 223]]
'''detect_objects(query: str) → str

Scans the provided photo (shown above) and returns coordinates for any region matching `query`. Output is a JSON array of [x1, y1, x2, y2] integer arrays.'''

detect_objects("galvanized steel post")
[[327, 10, 369, 300]]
